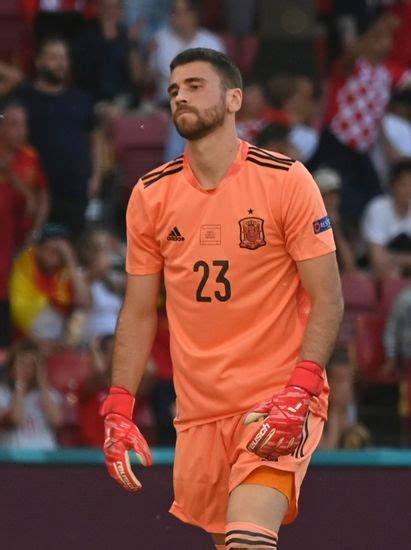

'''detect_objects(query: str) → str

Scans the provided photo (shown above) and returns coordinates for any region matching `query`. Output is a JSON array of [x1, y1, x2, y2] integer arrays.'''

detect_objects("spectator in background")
[[361, 161, 411, 278], [12, 36, 103, 237], [9, 224, 90, 347], [78, 229, 124, 342], [382, 90, 411, 165], [72, 0, 131, 104], [78, 333, 156, 446], [255, 122, 299, 159], [22, 0, 94, 47], [159, 0, 225, 160], [77, 333, 113, 447], [123, 0, 170, 45], [236, 79, 281, 144], [149, 0, 225, 107], [264, 74, 320, 162], [319, 350, 371, 449], [313, 167, 358, 274], [0, 340, 63, 449], [0, 98, 49, 246], [309, 14, 411, 228], [383, 285, 411, 445]]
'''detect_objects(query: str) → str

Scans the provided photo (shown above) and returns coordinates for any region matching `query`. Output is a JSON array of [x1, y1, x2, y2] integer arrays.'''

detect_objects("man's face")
[[35, 239, 66, 274], [168, 61, 228, 140], [392, 171, 411, 205], [170, 0, 199, 35], [98, 0, 122, 22], [0, 106, 27, 149], [36, 41, 70, 85]]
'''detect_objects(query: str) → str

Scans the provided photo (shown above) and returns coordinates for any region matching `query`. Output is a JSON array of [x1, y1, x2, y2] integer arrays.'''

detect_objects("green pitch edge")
[[0, 448, 411, 466]]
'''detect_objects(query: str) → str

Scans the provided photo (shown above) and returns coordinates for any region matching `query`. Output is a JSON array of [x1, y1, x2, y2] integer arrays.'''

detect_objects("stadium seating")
[[354, 313, 398, 385], [111, 114, 170, 191], [380, 277, 411, 315], [337, 272, 378, 348], [46, 349, 93, 446]]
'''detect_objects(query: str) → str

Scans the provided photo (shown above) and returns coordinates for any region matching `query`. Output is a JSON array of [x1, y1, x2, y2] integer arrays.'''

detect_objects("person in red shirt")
[[0, 98, 49, 246], [0, 98, 49, 361]]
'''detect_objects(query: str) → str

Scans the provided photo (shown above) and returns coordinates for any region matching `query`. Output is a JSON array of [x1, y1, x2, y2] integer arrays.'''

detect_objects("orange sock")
[[225, 521, 278, 548]]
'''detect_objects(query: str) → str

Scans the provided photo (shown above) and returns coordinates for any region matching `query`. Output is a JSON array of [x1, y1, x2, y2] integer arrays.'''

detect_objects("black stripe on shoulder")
[[248, 146, 295, 166], [246, 156, 290, 171], [143, 166, 183, 188], [141, 158, 183, 181]]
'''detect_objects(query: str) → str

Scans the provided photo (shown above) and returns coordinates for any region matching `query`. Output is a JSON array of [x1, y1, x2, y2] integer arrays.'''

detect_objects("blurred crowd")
[[1, 0, 411, 451]]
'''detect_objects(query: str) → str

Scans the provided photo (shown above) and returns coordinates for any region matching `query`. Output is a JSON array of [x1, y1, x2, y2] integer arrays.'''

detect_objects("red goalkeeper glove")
[[99, 386, 153, 491], [244, 361, 324, 461]]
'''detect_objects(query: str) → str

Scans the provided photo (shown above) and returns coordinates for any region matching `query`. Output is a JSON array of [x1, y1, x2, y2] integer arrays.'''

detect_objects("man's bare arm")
[[297, 252, 344, 368], [112, 272, 162, 394]]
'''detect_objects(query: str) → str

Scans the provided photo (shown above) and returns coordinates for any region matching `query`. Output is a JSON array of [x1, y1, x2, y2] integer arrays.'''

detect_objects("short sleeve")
[[126, 183, 164, 275], [281, 161, 336, 261]]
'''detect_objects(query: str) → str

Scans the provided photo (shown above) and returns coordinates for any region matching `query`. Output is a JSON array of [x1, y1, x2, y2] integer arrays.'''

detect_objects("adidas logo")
[[167, 226, 185, 241]]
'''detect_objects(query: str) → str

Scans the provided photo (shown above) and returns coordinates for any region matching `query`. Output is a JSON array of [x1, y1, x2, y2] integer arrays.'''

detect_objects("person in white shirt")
[[149, 0, 225, 106], [0, 340, 63, 450], [361, 160, 411, 278]]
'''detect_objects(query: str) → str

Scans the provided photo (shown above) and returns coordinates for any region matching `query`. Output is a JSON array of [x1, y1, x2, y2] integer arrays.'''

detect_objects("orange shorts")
[[169, 411, 324, 534]]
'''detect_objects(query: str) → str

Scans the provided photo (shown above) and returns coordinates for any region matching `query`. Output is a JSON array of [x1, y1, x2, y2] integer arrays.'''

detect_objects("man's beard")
[[37, 68, 66, 86], [173, 100, 226, 140]]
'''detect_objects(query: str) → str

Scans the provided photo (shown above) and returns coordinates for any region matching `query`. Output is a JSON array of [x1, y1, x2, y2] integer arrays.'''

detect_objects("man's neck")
[[34, 79, 66, 94], [185, 127, 240, 189]]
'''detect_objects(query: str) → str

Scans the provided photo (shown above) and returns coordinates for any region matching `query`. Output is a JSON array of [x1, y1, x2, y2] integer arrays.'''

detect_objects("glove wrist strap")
[[287, 360, 324, 397], [99, 386, 135, 419]]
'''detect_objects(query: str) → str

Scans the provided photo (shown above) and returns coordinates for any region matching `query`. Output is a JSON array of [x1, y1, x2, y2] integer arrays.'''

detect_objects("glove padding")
[[244, 386, 311, 460], [100, 386, 153, 492], [103, 413, 153, 491], [244, 361, 324, 461]]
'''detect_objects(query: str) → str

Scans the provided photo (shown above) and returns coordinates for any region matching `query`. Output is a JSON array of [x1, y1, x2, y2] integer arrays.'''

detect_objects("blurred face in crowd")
[[240, 83, 266, 119], [36, 40, 70, 85], [0, 105, 27, 150], [98, 0, 123, 23], [35, 238, 68, 274], [170, 0, 199, 37], [169, 61, 237, 140], [392, 170, 411, 206]]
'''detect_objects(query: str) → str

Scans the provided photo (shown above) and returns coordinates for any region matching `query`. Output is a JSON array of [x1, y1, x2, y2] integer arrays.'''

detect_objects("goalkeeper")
[[100, 47, 343, 549]]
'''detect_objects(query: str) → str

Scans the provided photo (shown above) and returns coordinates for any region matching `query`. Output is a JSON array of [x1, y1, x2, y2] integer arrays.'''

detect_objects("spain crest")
[[239, 217, 266, 250]]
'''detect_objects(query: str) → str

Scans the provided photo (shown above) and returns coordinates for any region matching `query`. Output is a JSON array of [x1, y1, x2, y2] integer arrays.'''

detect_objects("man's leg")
[[223, 483, 286, 548]]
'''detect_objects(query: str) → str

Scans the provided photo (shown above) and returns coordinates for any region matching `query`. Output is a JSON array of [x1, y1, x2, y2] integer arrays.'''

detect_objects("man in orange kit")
[[100, 48, 344, 549]]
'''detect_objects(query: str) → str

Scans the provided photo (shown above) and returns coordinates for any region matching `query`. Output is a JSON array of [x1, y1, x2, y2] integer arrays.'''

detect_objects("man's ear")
[[227, 88, 243, 114]]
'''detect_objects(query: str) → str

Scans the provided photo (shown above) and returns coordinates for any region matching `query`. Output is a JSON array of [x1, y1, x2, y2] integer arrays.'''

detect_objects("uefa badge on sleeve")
[[239, 217, 266, 250]]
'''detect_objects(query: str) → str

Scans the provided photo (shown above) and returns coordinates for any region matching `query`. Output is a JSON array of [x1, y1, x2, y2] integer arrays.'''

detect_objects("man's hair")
[[170, 48, 243, 90], [0, 96, 25, 120], [35, 35, 69, 58], [171, 0, 202, 14], [390, 160, 411, 184], [256, 123, 290, 148]]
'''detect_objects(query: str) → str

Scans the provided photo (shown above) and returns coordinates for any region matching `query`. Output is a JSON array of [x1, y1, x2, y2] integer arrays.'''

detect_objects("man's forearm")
[[112, 306, 158, 395], [299, 297, 344, 368]]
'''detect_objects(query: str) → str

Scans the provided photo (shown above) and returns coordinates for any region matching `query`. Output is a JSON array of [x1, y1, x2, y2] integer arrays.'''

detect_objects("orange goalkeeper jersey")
[[126, 141, 335, 430]]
